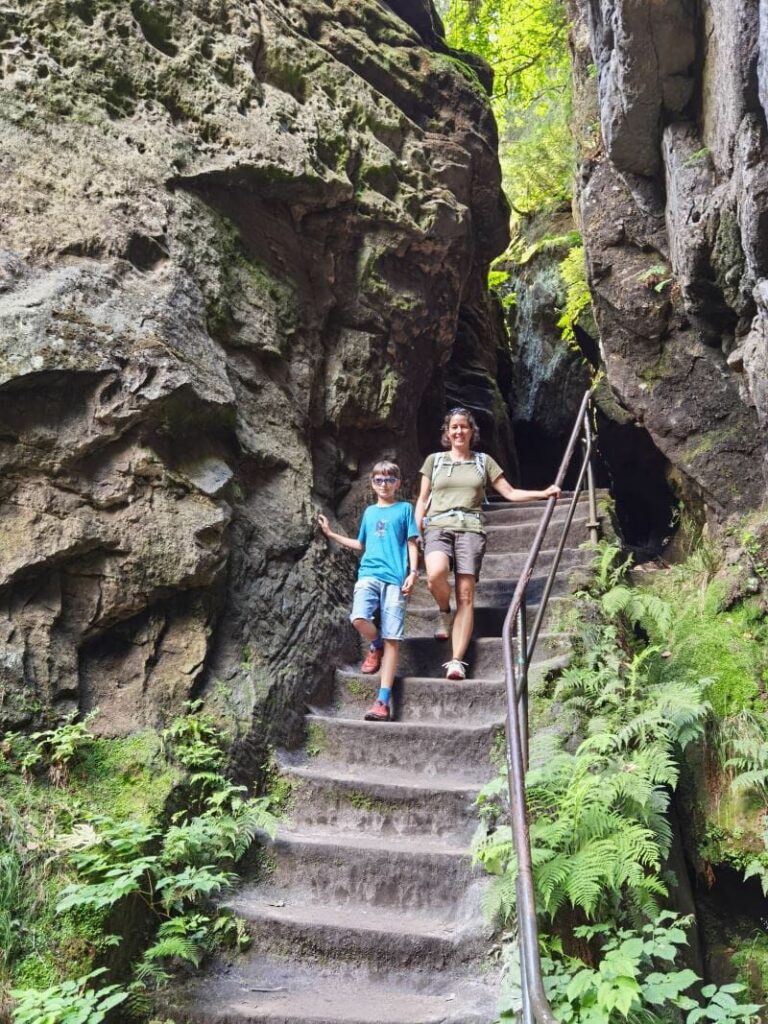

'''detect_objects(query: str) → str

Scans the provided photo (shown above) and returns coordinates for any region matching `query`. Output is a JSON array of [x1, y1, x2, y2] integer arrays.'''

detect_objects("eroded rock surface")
[[572, 0, 767, 513], [0, 0, 509, 746]]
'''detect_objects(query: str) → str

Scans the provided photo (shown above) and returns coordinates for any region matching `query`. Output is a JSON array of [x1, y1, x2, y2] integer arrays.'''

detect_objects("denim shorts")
[[350, 577, 407, 641]]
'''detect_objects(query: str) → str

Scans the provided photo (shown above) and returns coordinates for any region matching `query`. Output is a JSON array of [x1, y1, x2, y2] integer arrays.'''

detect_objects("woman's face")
[[448, 414, 472, 448]]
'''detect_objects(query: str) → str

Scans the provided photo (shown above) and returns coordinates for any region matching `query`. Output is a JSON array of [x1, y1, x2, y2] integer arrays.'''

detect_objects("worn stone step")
[[224, 894, 489, 971], [395, 633, 569, 679], [330, 654, 570, 723], [478, 546, 594, 581], [482, 492, 593, 523], [249, 829, 481, 913], [407, 577, 574, 611], [293, 715, 501, 780], [405, 600, 571, 639], [279, 762, 482, 839], [483, 514, 591, 551], [169, 955, 497, 1024], [332, 672, 505, 724]]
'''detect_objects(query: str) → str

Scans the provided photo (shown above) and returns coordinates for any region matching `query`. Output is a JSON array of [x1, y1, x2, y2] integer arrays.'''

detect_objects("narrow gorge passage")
[[170, 494, 598, 1024]]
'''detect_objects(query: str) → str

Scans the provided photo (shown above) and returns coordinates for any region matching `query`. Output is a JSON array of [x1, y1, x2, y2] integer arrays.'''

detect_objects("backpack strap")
[[473, 451, 488, 485], [425, 451, 488, 513], [424, 453, 449, 513]]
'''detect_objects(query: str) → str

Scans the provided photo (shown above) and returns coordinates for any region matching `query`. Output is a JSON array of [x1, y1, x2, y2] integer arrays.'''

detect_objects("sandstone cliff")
[[571, 0, 767, 517], [0, 0, 510, 748]]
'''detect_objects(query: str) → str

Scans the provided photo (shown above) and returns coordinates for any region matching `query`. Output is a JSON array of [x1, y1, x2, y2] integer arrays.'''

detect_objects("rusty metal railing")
[[500, 389, 599, 1023]]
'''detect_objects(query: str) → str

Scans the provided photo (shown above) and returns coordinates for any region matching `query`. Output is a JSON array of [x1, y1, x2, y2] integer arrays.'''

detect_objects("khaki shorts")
[[424, 527, 487, 579]]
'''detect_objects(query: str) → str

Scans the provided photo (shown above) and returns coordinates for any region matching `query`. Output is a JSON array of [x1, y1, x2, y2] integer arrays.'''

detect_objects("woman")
[[414, 408, 561, 680]]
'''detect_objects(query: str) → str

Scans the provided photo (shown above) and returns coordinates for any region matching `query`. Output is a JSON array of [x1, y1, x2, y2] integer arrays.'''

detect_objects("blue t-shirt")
[[357, 501, 419, 586]]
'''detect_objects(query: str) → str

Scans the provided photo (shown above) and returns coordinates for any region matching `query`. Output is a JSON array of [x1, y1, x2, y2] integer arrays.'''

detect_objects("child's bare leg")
[[352, 617, 379, 644], [379, 639, 399, 691]]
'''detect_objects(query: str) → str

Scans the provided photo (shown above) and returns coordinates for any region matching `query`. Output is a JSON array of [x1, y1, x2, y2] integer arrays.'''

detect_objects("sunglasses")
[[372, 476, 398, 485]]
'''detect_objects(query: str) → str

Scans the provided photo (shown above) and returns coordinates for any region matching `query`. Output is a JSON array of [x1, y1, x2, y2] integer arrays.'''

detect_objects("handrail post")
[[516, 601, 529, 768], [584, 408, 600, 545], [519, 939, 535, 1024]]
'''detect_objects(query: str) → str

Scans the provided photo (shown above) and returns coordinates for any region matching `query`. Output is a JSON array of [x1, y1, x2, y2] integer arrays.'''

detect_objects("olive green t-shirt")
[[420, 452, 504, 532]]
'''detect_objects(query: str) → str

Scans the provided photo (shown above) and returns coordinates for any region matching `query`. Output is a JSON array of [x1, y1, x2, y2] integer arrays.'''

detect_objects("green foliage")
[[11, 969, 128, 1024], [474, 582, 708, 925], [500, 913, 761, 1022], [557, 245, 594, 344], [642, 570, 765, 718], [2, 702, 279, 1021], [22, 712, 98, 788], [443, 0, 573, 215]]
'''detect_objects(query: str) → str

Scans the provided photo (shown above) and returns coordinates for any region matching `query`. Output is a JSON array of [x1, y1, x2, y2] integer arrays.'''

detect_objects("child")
[[318, 461, 420, 722]]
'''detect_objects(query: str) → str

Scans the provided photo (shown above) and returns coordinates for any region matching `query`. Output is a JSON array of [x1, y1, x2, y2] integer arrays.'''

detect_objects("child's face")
[[371, 472, 399, 497]]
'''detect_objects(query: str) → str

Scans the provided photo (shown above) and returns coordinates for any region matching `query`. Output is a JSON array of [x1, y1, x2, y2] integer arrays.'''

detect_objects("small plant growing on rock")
[[26, 711, 98, 787], [636, 264, 673, 293]]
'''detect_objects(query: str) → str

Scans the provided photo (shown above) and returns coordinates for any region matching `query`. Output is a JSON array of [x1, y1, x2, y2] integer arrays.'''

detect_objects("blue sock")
[[377, 687, 391, 704], [370, 638, 383, 651]]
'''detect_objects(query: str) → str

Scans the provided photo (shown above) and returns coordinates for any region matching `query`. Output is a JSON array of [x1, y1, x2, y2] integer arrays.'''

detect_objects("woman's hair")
[[370, 460, 401, 479], [440, 407, 480, 449]]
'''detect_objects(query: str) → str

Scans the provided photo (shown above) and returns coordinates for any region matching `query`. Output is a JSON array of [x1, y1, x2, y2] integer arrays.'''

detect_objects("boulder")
[[0, 0, 510, 749]]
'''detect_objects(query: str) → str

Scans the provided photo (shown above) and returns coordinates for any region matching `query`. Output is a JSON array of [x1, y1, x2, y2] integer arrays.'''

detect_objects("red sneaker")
[[364, 700, 391, 722], [361, 647, 383, 674]]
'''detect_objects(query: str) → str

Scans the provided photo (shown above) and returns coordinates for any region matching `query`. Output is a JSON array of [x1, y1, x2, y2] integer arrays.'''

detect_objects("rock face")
[[571, 0, 767, 515], [0, 0, 509, 744]]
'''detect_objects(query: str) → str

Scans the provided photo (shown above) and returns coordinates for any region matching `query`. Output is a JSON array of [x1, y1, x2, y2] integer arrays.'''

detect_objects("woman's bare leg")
[[451, 573, 476, 662], [425, 551, 452, 611]]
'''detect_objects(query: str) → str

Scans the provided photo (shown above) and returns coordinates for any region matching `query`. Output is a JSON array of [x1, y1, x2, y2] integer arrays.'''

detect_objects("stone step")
[[169, 955, 497, 1024], [294, 715, 501, 781], [482, 492, 593, 524], [251, 829, 481, 913], [405, 600, 570, 639], [329, 655, 570, 723], [331, 672, 504, 724], [407, 577, 573, 610], [483, 514, 591, 551], [394, 633, 569, 679], [477, 546, 594, 581], [279, 762, 482, 839], [225, 893, 489, 971]]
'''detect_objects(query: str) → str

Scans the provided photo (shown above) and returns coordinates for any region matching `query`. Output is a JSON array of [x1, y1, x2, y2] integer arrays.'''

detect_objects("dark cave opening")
[[695, 863, 768, 997], [513, 411, 678, 558]]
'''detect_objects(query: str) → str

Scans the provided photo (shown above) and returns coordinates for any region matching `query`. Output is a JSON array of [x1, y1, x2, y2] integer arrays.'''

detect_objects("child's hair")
[[440, 407, 480, 449], [370, 460, 401, 480]]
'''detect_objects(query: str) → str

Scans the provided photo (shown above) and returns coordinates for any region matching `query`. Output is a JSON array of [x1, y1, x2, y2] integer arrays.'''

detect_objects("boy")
[[318, 461, 420, 722]]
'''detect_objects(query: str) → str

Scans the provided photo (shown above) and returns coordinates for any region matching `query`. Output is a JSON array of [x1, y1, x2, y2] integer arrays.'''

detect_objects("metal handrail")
[[500, 389, 598, 1024]]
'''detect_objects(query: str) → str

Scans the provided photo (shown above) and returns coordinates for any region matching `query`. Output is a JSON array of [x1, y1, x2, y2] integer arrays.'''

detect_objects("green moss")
[[680, 426, 745, 464], [344, 789, 398, 814], [429, 52, 487, 98], [344, 678, 370, 700], [0, 731, 180, 1000], [70, 733, 177, 821], [305, 721, 327, 759], [733, 932, 768, 1003], [712, 211, 745, 307]]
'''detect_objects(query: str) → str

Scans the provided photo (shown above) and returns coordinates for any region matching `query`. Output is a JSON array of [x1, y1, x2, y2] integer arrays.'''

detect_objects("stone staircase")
[[171, 495, 595, 1024]]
